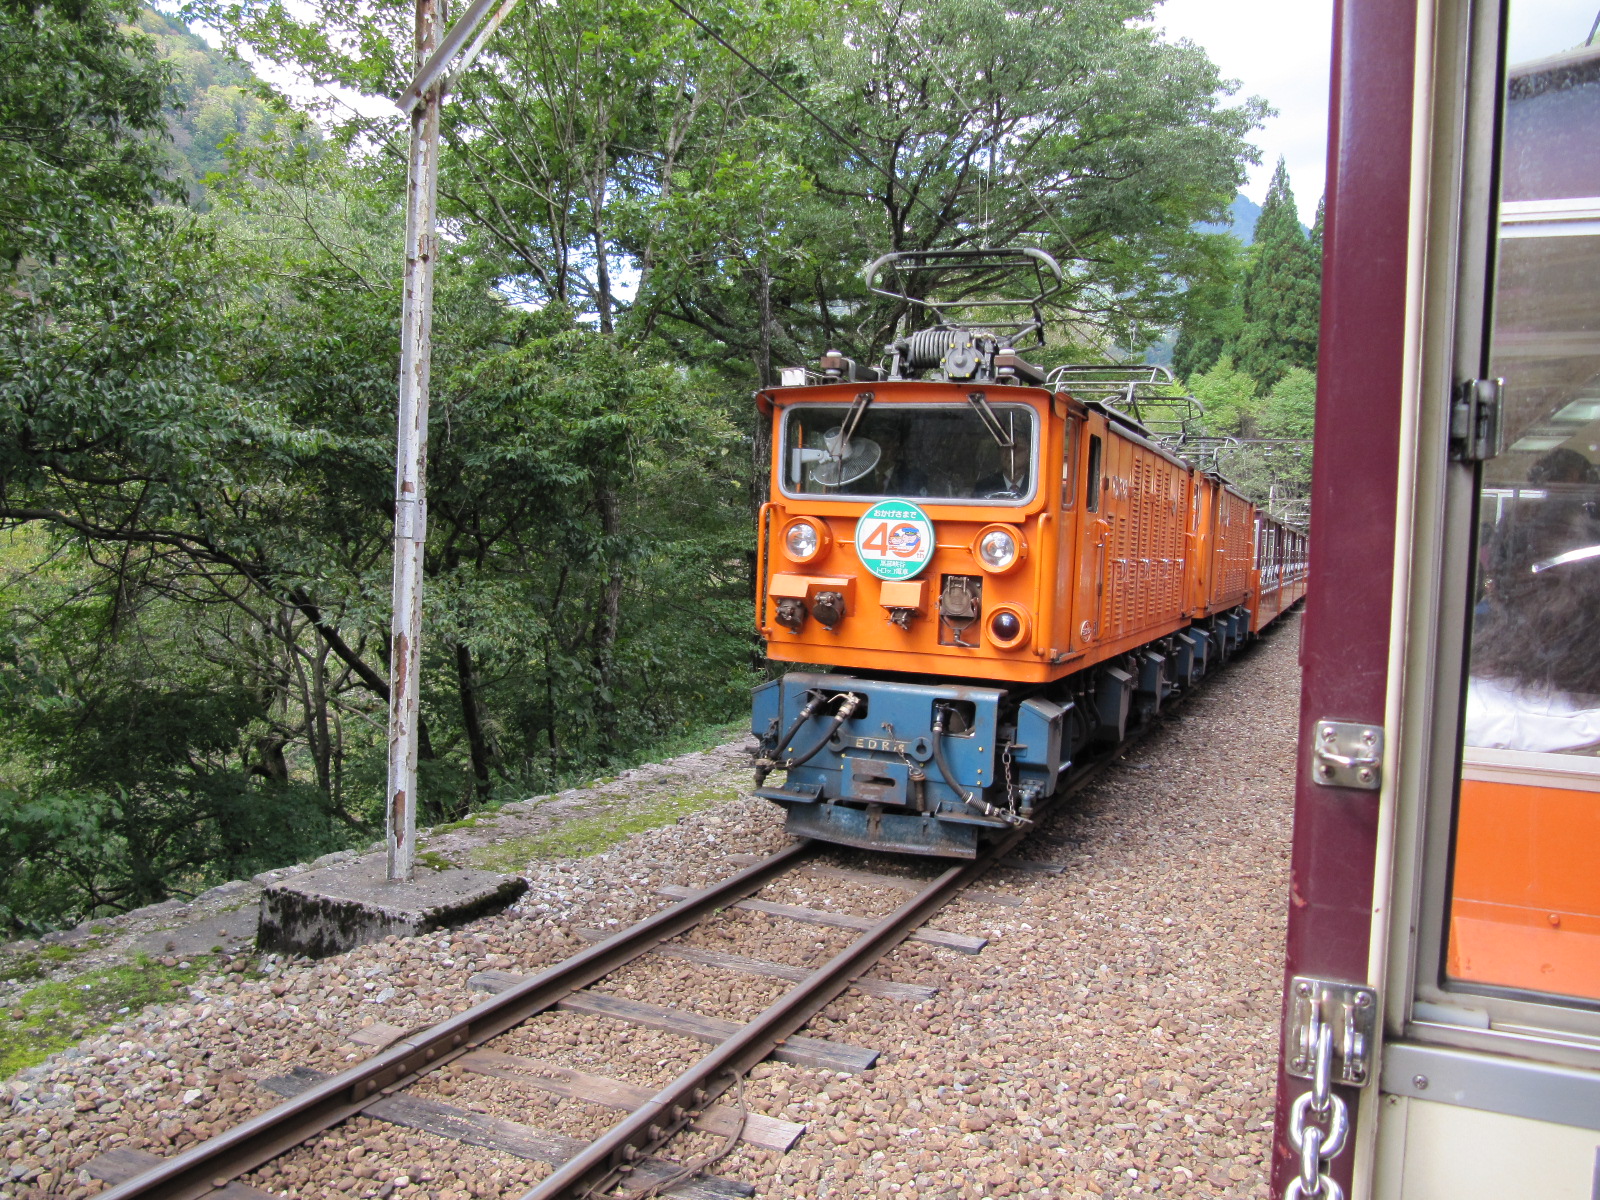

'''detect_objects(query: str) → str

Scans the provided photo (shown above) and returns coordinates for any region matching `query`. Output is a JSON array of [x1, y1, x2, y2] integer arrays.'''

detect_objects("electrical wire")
[[660, 0, 946, 224], [887, 19, 1080, 255]]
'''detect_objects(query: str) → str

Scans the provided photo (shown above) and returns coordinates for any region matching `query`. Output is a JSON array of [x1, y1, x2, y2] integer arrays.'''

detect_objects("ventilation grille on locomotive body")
[[747, 247, 1308, 857]]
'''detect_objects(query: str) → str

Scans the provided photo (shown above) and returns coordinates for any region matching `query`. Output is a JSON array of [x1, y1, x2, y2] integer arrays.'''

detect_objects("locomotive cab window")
[[780, 403, 1039, 503]]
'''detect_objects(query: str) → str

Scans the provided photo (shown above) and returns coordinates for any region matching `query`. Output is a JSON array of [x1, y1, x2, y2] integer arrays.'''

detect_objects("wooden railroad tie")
[[466, 970, 878, 1073], [457, 1048, 806, 1151], [257, 1068, 753, 1200], [654, 883, 988, 953], [724, 853, 1032, 904], [82, 1149, 274, 1200], [564, 926, 940, 1001]]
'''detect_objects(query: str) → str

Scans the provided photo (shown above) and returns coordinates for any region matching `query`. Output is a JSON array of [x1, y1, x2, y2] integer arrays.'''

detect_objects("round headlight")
[[787, 522, 818, 558], [781, 519, 827, 563], [978, 528, 1018, 571]]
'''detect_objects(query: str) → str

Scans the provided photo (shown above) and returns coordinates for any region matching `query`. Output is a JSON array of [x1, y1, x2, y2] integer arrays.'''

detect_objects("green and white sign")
[[855, 499, 935, 581]]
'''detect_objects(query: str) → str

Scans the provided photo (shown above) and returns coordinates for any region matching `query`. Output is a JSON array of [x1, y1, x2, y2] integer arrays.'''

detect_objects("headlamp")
[[781, 518, 827, 563], [985, 605, 1030, 649], [974, 525, 1025, 573]]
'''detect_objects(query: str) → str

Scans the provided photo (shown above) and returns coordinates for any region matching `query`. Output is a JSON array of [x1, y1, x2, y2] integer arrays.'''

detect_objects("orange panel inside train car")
[[1448, 774, 1600, 1001]]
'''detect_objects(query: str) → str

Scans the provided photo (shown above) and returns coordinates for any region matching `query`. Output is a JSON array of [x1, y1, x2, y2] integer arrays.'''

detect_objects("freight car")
[[749, 248, 1306, 856]]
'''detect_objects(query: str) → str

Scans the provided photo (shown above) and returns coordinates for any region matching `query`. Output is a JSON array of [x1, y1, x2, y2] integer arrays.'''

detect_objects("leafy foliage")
[[0, 0, 178, 267], [1189, 354, 1261, 437], [1, 0, 1269, 930], [1172, 159, 1322, 389], [137, 8, 293, 202], [1231, 159, 1320, 388]]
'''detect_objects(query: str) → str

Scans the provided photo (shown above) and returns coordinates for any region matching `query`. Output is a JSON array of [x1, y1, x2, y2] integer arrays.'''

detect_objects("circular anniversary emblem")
[[855, 499, 935, 581]]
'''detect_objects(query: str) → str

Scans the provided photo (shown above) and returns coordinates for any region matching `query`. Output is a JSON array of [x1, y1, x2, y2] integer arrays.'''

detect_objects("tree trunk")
[[593, 220, 613, 335], [251, 735, 291, 782], [756, 252, 773, 391], [455, 640, 495, 804], [591, 479, 623, 761], [311, 642, 332, 798]]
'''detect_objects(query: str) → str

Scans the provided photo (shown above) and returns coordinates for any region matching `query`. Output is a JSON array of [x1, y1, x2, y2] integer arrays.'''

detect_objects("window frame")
[[774, 400, 1043, 506], [1085, 434, 1103, 514], [1390, 0, 1600, 1071]]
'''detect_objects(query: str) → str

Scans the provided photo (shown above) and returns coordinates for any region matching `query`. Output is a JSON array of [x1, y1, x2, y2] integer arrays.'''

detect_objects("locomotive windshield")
[[780, 403, 1038, 503]]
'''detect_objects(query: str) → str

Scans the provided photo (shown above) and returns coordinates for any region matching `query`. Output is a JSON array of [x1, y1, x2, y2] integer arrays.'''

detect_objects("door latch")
[[1285, 976, 1378, 1087], [1312, 721, 1383, 790], [1450, 377, 1503, 463]]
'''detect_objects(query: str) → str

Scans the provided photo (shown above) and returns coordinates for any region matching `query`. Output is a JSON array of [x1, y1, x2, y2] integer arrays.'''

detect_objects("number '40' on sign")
[[854, 500, 935, 581]]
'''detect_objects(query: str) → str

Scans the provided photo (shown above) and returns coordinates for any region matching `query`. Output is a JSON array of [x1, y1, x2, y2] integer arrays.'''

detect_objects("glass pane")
[[780, 403, 1037, 502], [1449, 37, 1600, 1005]]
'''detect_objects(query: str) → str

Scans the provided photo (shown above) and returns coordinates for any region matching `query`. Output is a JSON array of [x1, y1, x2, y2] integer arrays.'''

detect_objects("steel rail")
[[95, 840, 818, 1200], [520, 688, 1211, 1199], [522, 824, 1034, 1200]]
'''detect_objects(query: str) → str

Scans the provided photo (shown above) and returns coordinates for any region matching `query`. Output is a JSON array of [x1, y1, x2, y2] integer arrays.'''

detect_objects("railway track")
[[81, 680, 1208, 1200]]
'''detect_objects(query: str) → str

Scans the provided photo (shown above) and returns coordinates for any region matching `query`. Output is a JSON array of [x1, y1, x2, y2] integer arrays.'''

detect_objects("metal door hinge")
[[1285, 976, 1378, 1087], [1312, 721, 1383, 789], [1450, 378, 1503, 463]]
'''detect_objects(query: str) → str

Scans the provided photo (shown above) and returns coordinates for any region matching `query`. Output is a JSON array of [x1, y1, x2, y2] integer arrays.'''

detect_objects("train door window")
[[1085, 434, 1102, 513], [1425, 17, 1600, 1030]]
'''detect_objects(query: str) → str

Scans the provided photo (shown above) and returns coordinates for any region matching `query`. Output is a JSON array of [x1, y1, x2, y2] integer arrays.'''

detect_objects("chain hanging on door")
[[1283, 1013, 1350, 1199]]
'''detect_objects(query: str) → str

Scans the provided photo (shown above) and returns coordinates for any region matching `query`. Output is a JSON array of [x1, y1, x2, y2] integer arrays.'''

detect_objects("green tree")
[[138, 9, 291, 202], [1231, 159, 1320, 388], [1171, 233, 1246, 380], [0, 0, 178, 267], [1188, 354, 1261, 437], [1259, 365, 1317, 439], [192, 0, 1266, 370]]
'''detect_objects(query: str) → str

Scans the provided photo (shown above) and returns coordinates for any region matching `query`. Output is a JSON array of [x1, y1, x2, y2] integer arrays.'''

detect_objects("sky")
[[206, 0, 1600, 233], [1149, 0, 1334, 226], [1149, 0, 1600, 226]]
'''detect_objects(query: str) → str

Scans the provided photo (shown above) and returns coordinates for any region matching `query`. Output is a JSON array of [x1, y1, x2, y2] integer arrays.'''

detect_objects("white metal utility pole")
[[386, 0, 442, 883], [386, 0, 521, 882]]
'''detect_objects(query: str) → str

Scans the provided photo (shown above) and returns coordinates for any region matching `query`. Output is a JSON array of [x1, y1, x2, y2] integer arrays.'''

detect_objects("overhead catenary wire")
[[658, 0, 947, 225], [887, 18, 1081, 254]]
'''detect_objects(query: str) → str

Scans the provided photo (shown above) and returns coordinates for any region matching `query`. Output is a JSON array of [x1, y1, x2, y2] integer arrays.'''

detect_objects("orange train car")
[[749, 249, 1304, 856]]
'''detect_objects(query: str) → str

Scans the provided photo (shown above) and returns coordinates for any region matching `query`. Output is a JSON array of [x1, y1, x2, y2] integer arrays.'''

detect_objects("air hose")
[[754, 691, 862, 786], [931, 706, 1031, 828]]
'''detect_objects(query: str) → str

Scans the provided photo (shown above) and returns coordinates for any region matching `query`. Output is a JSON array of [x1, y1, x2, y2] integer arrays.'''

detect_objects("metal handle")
[[1317, 750, 1379, 769]]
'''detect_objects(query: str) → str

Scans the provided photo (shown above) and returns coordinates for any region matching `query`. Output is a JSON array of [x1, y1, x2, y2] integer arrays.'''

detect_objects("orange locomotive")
[[749, 250, 1305, 855]]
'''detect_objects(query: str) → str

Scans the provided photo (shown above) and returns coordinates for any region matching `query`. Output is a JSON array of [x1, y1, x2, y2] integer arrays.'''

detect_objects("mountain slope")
[[134, 10, 284, 202]]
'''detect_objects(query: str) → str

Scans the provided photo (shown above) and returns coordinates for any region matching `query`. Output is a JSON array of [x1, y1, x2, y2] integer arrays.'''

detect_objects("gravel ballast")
[[6, 619, 1300, 1200]]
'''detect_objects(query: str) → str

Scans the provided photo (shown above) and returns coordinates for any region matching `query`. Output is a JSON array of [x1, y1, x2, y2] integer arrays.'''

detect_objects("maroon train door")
[[1275, 1, 1600, 1197]]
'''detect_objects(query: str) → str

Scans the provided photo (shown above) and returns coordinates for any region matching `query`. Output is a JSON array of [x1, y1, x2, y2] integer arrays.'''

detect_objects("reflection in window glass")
[[780, 404, 1037, 502], [1448, 39, 1600, 1006]]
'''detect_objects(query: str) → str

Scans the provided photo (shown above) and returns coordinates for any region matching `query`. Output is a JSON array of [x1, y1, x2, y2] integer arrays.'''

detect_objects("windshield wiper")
[[831, 390, 875, 464], [967, 390, 1015, 449]]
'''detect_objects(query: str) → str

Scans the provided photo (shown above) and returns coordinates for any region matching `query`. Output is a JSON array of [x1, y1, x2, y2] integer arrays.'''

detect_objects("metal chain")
[[1283, 1019, 1349, 1200], [1001, 741, 1018, 817], [880, 722, 924, 781]]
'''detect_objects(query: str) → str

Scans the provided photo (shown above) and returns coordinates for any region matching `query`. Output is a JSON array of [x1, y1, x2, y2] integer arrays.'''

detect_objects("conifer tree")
[[1171, 233, 1244, 381], [1232, 160, 1321, 388]]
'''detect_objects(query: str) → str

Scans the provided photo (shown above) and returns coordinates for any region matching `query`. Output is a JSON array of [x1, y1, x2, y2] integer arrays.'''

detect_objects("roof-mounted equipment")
[[864, 247, 1063, 386]]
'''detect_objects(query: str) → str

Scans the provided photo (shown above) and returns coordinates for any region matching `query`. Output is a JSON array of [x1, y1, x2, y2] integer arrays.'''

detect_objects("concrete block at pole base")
[[256, 856, 528, 959]]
